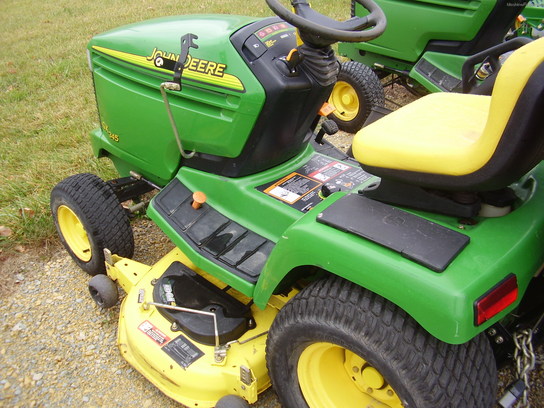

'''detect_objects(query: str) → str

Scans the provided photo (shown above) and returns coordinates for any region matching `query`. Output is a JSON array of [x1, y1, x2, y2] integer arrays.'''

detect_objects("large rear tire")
[[266, 277, 497, 408], [51, 173, 134, 275], [329, 61, 385, 133]]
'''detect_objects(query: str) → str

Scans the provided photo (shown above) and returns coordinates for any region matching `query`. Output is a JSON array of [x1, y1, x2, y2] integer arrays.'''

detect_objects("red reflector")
[[475, 275, 518, 326]]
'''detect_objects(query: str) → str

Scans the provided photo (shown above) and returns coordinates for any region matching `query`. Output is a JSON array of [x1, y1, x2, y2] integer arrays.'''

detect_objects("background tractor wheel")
[[51, 173, 134, 275], [329, 61, 385, 133], [266, 277, 497, 408], [88, 274, 118, 308]]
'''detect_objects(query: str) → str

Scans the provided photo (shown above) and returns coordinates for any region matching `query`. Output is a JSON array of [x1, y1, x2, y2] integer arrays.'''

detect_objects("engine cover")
[[89, 14, 330, 182]]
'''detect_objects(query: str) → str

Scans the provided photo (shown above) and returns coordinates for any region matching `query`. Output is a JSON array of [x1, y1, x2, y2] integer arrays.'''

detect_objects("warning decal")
[[138, 320, 204, 369], [264, 173, 321, 205], [308, 161, 350, 182], [257, 154, 372, 212], [138, 320, 171, 346]]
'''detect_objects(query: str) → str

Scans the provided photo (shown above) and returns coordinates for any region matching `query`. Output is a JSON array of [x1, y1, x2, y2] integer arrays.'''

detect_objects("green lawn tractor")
[[515, 0, 544, 39], [50, 0, 544, 407], [329, 0, 544, 132]]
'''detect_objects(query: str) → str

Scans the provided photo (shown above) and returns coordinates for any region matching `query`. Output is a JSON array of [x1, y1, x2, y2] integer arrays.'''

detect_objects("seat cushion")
[[353, 92, 492, 176]]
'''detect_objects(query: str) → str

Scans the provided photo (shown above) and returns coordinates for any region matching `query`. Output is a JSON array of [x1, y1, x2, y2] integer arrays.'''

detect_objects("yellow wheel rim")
[[57, 205, 92, 262], [297, 342, 403, 408], [329, 81, 360, 121]]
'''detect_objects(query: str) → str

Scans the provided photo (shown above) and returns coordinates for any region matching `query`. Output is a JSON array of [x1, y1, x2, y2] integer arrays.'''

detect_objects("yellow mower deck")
[[105, 249, 295, 407]]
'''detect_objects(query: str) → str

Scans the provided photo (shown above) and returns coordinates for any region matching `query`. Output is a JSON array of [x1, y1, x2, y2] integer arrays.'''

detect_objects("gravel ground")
[[0, 220, 281, 408], [1, 217, 543, 408], [1, 84, 542, 408]]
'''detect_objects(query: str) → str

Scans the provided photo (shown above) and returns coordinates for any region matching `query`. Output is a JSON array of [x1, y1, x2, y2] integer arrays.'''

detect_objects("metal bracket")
[[172, 33, 199, 88], [214, 345, 229, 365], [240, 365, 253, 386], [137, 289, 145, 304], [159, 83, 196, 160], [104, 248, 113, 267]]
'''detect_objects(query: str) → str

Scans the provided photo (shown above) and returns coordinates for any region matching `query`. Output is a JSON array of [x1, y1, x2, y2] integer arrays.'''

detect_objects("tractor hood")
[[88, 14, 260, 92], [87, 14, 273, 184], [88, 14, 322, 183]]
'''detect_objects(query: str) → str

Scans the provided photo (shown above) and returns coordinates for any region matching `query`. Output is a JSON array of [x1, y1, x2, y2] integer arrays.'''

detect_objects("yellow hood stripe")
[[92, 45, 245, 92]]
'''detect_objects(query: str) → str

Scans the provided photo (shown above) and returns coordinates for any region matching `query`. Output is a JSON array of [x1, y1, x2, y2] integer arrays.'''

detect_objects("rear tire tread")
[[267, 277, 497, 408]]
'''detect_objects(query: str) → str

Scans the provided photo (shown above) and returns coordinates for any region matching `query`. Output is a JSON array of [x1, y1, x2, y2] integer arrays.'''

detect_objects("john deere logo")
[[146, 47, 227, 78]]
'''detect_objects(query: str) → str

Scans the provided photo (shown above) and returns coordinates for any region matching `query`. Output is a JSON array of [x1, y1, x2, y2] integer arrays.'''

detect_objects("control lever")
[[315, 119, 339, 144]]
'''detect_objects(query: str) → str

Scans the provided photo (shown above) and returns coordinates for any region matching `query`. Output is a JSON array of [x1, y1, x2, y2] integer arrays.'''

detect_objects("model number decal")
[[162, 334, 204, 369], [102, 121, 119, 142]]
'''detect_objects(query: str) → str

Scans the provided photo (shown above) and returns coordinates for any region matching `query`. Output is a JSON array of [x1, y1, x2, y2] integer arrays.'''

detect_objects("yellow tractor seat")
[[353, 37, 544, 193]]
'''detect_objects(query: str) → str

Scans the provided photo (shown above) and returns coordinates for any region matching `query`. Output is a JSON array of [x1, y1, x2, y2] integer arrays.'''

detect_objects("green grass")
[[0, 0, 351, 251]]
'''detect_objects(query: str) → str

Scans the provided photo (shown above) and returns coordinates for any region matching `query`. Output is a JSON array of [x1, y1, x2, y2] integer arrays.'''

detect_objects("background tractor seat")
[[352, 37, 544, 192]]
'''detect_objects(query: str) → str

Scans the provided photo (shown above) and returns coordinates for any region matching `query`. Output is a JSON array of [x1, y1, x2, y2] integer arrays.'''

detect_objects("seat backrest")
[[473, 37, 544, 190]]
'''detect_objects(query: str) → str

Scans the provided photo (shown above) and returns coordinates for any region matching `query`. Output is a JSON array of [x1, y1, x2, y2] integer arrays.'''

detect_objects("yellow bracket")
[[104, 249, 151, 293]]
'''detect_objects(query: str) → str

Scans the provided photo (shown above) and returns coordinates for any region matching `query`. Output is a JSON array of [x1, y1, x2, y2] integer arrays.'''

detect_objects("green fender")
[[253, 167, 544, 344]]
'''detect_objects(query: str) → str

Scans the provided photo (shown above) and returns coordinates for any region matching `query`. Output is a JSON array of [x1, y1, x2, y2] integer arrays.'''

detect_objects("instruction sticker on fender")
[[257, 154, 371, 212]]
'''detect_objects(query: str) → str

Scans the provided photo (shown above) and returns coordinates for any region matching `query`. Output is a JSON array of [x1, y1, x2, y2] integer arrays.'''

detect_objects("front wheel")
[[215, 395, 250, 408], [266, 277, 497, 408], [328, 61, 385, 133], [51, 173, 134, 275], [89, 274, 118, 308]]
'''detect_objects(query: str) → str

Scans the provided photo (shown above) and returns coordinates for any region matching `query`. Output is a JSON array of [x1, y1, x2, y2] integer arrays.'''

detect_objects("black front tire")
[[266, 277, 497, 408], [51, 173, 134, 275], [329, 61, 385, 133], [88, 274, 118, 308], [215, 395, 250, 408]]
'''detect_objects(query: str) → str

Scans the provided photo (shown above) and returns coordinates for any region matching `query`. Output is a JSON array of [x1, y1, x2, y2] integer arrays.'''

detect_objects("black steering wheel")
[[265, 0, 386, 45]]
